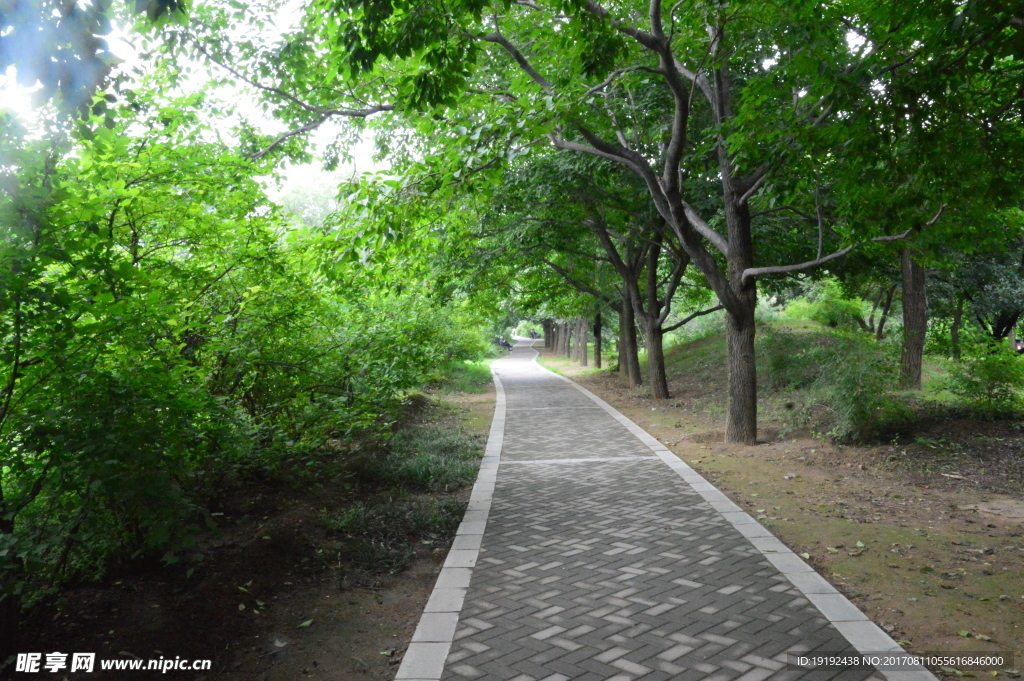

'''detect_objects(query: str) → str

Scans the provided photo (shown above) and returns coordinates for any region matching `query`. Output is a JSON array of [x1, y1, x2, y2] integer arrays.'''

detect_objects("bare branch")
[[583, 0, 661, 50], [663, 304, 724, 332], [680, 202, 729, 255], [741, 244, 855, 285], [673, 58, 715, 106], [739, 209, 944, 285], [750, 204, 815, 220], [585, 65, 663, 95], [480, 32, 553, 91], [922, 203, 947, 229], [547, 134, 644, 176], [247, 105, 396, 160], [737, 172, 767, 206], [649, 0, 665, 38]]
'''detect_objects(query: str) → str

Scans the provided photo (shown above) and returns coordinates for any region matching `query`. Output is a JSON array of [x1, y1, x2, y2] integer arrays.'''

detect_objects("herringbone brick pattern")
[[438, 347, 882, 681]]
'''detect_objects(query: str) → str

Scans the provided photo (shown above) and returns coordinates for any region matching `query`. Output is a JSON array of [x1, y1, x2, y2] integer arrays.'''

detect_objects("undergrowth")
[[759, 328, 911, 442], [321, 407, 483, 584], [436, 359, 494, 393]]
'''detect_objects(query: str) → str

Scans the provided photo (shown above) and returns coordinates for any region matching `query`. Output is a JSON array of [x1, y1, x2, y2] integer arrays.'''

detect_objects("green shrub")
[[758, 328, 827, 391], [783, 278, 867, 330], [759, 329, 907, 442], [823, 338, 907, 442], [948, 347, 1024, 414]]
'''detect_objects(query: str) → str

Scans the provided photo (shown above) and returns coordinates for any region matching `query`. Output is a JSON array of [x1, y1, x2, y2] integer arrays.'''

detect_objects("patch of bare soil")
[[14, 389, 495, 680], [540, 350, 1024, 679]]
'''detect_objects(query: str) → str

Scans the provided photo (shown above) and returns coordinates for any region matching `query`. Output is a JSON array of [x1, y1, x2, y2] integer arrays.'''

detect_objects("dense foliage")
[[0, 82, 486, 648]]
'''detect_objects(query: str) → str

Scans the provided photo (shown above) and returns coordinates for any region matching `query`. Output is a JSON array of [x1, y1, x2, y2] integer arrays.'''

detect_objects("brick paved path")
[[396, 341, 933, 681]]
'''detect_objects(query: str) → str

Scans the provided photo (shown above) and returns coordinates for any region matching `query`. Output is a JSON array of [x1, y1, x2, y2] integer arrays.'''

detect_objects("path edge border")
[[527, 341, 936, 681], [393, 367, 506, 681]]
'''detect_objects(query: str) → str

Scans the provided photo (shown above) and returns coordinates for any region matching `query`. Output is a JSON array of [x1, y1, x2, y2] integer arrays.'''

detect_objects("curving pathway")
[[395, 340, 935, 681]]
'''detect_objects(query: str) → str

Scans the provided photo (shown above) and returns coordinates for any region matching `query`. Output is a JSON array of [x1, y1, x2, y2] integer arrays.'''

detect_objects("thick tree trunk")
[[594, 312, 602, 369], [723, 177, 758, 444], [641, 317, 669, 398], [620, 293, 642, 387], [951, 296, 964, 361], [900, 248, 928, 390], [725, 305, 757, 443], [578, 317, 588, 366]]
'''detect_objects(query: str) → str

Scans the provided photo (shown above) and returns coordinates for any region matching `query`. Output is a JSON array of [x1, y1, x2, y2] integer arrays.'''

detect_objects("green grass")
[[654, 319, 969, 442], [322, 412, 483, 581], [353, 423, 483, 492], [438, 359, 495, 393], [322, 494, 467, 575]]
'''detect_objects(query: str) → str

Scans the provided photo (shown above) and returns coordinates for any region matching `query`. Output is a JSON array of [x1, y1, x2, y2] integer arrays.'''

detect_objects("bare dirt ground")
[[15, 388, 496, 680], [539, 348, 1024, 679]]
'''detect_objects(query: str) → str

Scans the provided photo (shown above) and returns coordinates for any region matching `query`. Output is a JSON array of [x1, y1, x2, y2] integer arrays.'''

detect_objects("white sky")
[[0, 19, 383, 198]]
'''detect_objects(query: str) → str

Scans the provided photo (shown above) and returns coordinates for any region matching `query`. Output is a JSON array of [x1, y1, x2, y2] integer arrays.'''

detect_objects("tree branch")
[[737, 172, 767, 206], [750, 204, 815, 220], [585, 65, 663, 95], [543, 260, 616, 305], [741, 244, 856, 285], [663, 304, 724, 332], [480, 32, 553, 92], [680, 202, 729, 255], [739, 208, 944, 286]]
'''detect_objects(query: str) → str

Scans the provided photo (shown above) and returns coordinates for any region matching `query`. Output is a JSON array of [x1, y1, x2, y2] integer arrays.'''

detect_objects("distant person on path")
[[498, 336, 512, 353]]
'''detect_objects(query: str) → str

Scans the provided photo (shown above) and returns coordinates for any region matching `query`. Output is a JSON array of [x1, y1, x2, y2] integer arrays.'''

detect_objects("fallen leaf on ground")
[[298, 619, 313, 628]]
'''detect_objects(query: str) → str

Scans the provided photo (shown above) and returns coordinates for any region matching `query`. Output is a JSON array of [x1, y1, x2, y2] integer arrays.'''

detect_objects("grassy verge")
[[317, 400, 484, 586]]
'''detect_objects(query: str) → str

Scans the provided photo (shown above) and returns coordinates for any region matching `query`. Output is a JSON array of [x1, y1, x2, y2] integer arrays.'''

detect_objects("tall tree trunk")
[[951, 295, 964, 361], [562, 321, 572, 358], [578, 317, 588, 366], [617, 310, 624, 374], [723, 180, 758, 444], [900, 248, 928, 390], [620, 292, 642, 387], [725, 306, 757, 443], [641, 317, 669, 398], [594, 312, 602, 369], [637, 237, 670, 397]]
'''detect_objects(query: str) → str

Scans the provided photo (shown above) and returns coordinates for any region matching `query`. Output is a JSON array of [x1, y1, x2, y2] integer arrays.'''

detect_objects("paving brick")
[[425, 341, 927, 681]]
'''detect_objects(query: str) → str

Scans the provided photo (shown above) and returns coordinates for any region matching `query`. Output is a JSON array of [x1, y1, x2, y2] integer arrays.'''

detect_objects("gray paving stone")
[[410, 340, 929, 681]]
